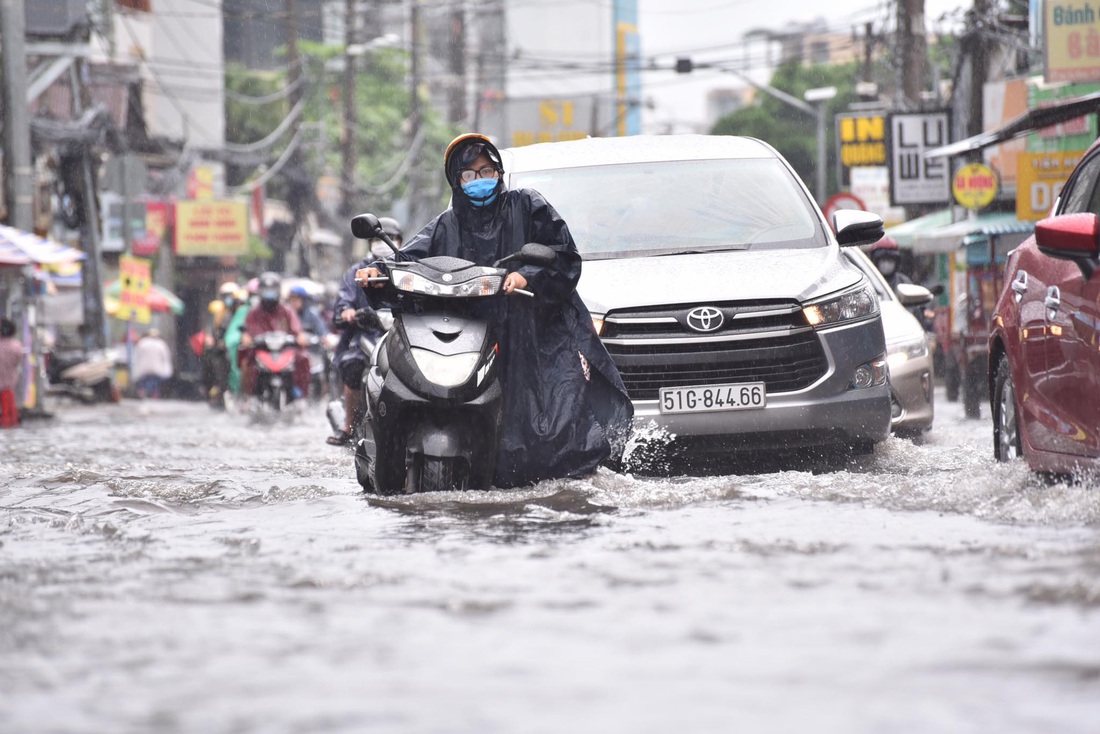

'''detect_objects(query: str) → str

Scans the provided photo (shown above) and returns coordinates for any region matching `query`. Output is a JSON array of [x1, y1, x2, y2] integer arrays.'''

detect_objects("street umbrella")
[[103, 280, 186, 316]]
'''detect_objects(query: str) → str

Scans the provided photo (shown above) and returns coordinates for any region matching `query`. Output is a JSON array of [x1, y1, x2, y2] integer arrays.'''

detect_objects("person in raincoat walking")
[[357, 133, 633, 488]]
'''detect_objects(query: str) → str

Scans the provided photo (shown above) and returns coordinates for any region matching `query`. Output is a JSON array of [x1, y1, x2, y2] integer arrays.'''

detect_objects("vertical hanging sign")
[[118, 254, 152, 324]]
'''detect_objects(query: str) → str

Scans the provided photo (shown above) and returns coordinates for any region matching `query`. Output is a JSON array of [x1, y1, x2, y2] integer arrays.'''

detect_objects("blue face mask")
[[462, 177, 499, 207]]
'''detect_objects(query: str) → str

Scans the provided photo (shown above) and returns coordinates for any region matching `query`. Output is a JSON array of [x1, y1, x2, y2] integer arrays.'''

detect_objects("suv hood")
[[576, 247, 864, 314]]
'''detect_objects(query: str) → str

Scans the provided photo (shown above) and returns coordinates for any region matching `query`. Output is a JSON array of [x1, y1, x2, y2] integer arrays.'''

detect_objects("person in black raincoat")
[[357, 133, 633, 488]]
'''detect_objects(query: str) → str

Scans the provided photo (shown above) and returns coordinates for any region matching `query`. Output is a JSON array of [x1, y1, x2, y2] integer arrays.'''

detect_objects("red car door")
[[1049, 261, 1100, 457], [1011, 242, 1064, 454]]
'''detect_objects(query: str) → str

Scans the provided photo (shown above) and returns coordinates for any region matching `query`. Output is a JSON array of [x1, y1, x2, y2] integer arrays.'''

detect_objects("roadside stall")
[[909, 213, 1034, 418], [0, 225, 87, 415]]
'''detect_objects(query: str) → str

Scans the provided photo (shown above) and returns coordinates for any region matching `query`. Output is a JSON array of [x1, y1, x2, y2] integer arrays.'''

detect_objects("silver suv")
[[502, 135, 891, 460]]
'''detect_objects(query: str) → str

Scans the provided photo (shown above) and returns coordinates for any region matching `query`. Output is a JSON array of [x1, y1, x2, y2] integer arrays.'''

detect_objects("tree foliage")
[[710, 61, 860, 201], [224, 44, 459, 222]]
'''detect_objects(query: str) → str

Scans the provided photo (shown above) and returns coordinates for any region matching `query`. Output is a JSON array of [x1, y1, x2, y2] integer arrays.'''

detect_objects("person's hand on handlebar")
[[503, 272, 527, 295], [339, 308, 357, 323], [355, 266, 384, 288]]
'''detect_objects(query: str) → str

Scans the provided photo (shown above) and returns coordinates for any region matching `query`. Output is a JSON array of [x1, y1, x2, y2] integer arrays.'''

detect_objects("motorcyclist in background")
[[870, 236, 934, 330], [287, 285, 329, 339], [325, 217, 402, 446], [238, 272, 311, 401], [198, 282, 244, 409]]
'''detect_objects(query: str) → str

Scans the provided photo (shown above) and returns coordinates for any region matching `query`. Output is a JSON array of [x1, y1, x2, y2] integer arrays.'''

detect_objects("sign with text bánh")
[[174, 200, 248, 257]]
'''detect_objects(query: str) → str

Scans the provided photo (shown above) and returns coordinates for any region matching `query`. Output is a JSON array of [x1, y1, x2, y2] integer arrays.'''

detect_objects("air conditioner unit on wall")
[[24, 0, 89, 39]]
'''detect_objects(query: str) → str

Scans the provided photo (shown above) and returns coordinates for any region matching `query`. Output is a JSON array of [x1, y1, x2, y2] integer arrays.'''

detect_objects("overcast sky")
[[636, 0, 971, 132]]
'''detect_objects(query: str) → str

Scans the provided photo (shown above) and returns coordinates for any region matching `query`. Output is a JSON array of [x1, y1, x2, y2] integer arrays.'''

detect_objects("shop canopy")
[[909, 211, 1034, 255], [0, 225, 87, 266], [883, 208, 958, 248]]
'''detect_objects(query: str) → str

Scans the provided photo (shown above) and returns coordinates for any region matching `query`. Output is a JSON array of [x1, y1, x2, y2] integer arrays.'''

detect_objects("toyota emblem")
[[685, 306, 724, 333]]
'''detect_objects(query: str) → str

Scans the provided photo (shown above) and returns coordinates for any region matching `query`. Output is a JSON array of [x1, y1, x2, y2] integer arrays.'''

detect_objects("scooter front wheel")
[[416, 456, 468, 493]]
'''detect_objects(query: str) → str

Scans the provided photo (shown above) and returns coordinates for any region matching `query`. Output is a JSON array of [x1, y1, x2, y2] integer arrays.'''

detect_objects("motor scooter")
[[249, 331, 300, 418], [348, 213, 555, 494], [45, 346, 120, 403]]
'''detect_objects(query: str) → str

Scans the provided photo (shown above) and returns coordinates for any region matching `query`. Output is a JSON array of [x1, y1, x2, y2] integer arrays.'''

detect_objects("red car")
[[988, 147, 1100, 474]]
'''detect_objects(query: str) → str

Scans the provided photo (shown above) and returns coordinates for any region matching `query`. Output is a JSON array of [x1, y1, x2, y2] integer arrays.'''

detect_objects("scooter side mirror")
[[517, 243, 557, 267], [351, 213, 401, 258], [351, 213, 381, 240]]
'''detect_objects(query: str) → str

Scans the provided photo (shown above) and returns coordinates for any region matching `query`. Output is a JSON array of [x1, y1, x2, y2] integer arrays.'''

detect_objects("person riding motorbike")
[[198, 282, 244, 408], [870, 236, 933, 329], [869, 236, 912, 291], [325, 217, 403, 446], [287, 285, 329, 339], [238, 272, 311, 401], [356, 133, 633, 487]]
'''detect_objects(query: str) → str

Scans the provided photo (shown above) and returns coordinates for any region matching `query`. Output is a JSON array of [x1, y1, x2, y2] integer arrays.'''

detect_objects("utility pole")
[[407, 0, 425, 230], [285, 0, 310, 276], [448, 3, 467, 125], [1, 0, 35, 231], [340, 0, 358, 260], [70, 63, 108, 351], [897, 0, 927, 108], [968, 0, 991, 140]]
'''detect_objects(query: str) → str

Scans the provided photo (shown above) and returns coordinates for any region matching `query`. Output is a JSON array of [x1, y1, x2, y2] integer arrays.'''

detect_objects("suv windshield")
[[510, 157, 823, 260]]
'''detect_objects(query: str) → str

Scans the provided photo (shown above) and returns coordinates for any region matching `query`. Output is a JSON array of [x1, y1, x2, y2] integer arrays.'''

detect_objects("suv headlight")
[[886, 335, 929, 369], [803, 285, 879, 327]]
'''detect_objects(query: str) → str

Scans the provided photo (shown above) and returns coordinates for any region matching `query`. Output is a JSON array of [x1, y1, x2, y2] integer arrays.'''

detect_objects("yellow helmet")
[[443, 132, 503, 189], [208, 300, 226, 318]]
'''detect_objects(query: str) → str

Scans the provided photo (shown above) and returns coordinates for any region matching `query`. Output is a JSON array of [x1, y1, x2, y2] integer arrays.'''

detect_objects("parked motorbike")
[[347, 213, 555, 494], [45, 346, 120, 404], [249, 331, 300, 419]]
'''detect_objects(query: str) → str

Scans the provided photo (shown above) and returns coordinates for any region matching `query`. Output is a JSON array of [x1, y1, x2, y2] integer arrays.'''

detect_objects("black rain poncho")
[[373, 178, 633, 488]]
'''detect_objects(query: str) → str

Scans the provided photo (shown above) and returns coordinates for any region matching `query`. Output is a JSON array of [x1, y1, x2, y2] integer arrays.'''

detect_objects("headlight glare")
[[886, 336, 929, 368], [803, 285, 879, 327]]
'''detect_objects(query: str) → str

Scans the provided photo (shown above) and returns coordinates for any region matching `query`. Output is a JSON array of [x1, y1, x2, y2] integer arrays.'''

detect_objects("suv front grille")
[[602, 301, 828, 401]]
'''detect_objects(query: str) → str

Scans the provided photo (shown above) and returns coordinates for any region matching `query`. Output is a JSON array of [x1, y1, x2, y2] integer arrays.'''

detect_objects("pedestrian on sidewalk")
[[132, 328, 173, 399], [0, 317, 24, 427]]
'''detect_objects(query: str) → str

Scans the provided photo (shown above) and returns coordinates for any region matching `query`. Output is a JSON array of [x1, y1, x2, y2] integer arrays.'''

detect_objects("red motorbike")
[[251, 331, 300, 415]]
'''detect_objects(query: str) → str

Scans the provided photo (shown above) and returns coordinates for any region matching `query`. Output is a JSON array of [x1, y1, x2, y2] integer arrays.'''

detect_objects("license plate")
[[658, 382, 766, 414]]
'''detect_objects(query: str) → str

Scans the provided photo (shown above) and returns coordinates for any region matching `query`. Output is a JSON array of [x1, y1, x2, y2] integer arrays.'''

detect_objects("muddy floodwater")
[[2, 394, 1099, 733]]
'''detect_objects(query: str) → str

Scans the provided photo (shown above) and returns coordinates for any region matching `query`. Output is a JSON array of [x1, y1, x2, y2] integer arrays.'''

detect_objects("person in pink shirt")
[[0, 318, 24, 428]]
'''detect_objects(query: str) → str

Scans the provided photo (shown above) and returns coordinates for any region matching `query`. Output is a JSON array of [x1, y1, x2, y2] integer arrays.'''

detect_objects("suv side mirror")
[[833, 210, 885, 247], [895, 282, 933, 307]]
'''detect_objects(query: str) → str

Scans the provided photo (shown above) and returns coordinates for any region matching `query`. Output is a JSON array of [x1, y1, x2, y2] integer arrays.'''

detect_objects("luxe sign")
[[888, 112, 951, 206]]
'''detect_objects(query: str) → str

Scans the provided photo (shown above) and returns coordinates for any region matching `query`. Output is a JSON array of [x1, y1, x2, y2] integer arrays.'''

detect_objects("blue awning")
[[883, 208, 957, 248], [0, 225, 87, 266], [909, 212, 1034, 255]]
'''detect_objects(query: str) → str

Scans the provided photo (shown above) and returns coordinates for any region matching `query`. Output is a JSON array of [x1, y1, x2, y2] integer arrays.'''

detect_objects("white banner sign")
[[889, 112, 951, 206]]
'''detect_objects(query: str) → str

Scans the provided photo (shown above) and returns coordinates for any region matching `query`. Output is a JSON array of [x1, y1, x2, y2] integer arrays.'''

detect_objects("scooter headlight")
[[410, 348, 479, 387], [391, 270, 502, 297]]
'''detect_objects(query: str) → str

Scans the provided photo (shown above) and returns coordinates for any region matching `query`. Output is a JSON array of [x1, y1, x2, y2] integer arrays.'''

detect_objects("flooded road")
[[2, 394, 1099, 733]]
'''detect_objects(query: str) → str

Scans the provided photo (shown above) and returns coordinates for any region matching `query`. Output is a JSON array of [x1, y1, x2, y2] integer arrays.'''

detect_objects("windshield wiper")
[[650, 246, 750, 257]]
